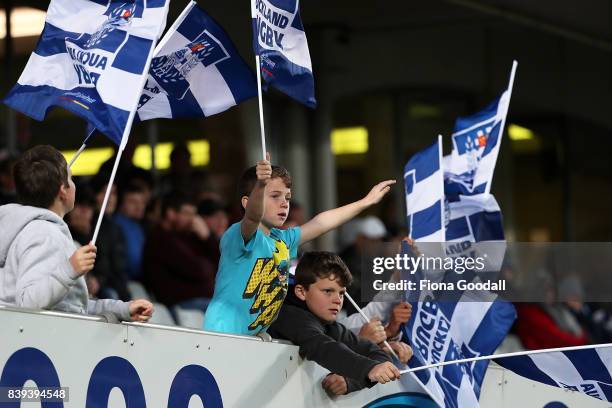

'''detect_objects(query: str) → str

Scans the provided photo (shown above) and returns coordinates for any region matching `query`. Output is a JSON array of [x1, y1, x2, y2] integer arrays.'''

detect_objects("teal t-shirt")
[[203, 222, 301, 336]]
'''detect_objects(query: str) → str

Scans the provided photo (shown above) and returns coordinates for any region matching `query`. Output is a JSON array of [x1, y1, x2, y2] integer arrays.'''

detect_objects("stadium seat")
[[149, 303, 176, 326], [127, 281, 152, 301], [172, 306, 205, 329]]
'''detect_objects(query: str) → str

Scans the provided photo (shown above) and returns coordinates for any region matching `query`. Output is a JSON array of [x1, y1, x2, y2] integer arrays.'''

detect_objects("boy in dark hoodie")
[[0, 145, 151, 321], [268, 251, 405, 395]]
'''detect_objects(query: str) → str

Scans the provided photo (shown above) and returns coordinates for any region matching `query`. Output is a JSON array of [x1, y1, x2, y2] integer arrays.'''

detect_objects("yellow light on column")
[[63, 147, 115, 176], [508, 124, 534, 141], [0, 8, 46, 39], [331, 127, 369, 155]]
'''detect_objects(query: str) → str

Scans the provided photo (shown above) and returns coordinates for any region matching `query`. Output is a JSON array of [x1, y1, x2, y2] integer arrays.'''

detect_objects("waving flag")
[[401, 62, 518, 404], [497, 346, 612, 402], [444, 96, 508, 198], [251, 0, 316, 108], [137, 2, 257, 121], [4, 0, 170, 146], [445, 61, 516, 198], [445, 193, 504, 243], [404, 136, 445, 242]]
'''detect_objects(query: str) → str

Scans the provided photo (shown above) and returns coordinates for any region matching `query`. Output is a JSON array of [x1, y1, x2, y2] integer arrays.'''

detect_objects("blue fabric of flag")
[[496, 347, 612, 402], [404, 137, 445, 242], [445, 92, 508, 197], [251, 0, 316, 108], [4, 0, 170, 146], [137, 2, 257, 121]]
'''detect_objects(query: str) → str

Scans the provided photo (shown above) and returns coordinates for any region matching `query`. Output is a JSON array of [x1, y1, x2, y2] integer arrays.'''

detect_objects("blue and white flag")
[[402, 295, 516, 408], [403, 133, 514, 406], [4, 0, 170, 146], [497, 346, 612, 402], [404, 136, 445, 242], [445, 194, 504, 243], [251, 0, 316, 108], [444, 92, 509, 198], [137, 2, 257, 121]]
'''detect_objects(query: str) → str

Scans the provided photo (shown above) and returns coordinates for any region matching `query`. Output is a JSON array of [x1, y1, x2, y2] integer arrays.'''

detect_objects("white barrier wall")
[[0, 307, 608, 408]]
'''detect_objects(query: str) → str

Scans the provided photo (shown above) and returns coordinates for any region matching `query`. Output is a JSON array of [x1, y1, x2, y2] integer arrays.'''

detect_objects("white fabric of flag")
[[251, 0, 316, 108], [497, 346, 612, 402], [404, 136, 445, 242], [4, 0, 170, 146], [137, 2, 257, 121], [445, 91, 510, 197]]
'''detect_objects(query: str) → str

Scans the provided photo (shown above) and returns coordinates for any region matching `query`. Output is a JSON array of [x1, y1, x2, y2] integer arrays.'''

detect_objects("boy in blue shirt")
[[204, 154, 395, 335]]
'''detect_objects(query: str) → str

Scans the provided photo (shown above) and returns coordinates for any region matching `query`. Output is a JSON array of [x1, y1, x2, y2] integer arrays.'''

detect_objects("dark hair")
[[13, 145, 69, 208], [295, 251, 353, 289], [118, 182, 147, 206], [0, 155, 16, 175], [238, 165, 292, 200], [74, 182, 95, 207], [161, 192, 194, 216], [170, 143, 190, 162], [198, 198, 226, 217], [89, 171, 113, 195]]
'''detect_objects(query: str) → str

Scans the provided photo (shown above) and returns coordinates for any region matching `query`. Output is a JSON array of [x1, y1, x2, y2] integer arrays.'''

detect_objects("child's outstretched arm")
[[240, 153, 271, 242], [300, 180, 396, 244]]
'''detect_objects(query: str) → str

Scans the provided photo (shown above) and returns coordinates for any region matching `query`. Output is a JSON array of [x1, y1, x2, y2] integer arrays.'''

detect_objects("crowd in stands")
[[2, 144, 612, 394]]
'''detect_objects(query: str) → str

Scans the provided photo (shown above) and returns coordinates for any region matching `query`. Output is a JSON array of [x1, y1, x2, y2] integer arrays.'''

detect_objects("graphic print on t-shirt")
[[242, 238, 290, 332]]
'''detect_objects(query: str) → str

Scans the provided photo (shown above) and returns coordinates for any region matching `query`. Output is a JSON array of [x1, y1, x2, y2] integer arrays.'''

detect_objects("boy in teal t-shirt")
[[204, 154, 395, 336]]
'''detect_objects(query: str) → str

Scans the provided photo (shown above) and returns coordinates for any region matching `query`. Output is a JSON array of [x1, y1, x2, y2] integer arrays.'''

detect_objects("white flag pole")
[[91, 2, 171, 244], [343, 293, 446, 406], [400, 342, 612, 375], [154, 1, 195, 55], [68, 143, 88, 168], [485, 59, 518, 194], [343, 292, 401, 362], [251, 0, 267, 160], [68, 127, 96, 168], [255, 55, 267, 160]]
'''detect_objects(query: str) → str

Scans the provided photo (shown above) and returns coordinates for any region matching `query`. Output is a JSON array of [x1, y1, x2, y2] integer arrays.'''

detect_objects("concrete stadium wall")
[[0, 307, 608, 407]]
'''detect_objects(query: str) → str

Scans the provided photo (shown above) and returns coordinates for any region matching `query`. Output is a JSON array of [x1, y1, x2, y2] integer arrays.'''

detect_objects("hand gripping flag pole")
[[399, 342, 612, 375], [343, 292, 401, 362]]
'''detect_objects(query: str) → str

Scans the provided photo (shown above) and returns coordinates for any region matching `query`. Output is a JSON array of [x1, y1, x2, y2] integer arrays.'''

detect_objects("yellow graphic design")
[[243, 239, 290, 332]]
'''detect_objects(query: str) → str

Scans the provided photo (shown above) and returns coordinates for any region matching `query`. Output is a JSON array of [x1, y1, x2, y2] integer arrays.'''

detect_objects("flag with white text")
[[4, 0, 170, 146], [251, 0, 316, 108]]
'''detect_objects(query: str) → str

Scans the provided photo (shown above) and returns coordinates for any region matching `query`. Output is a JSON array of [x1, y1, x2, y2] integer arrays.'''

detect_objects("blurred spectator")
[[114, 183, 147, 282], [98, 136, 150, 192], [160, 143, 193, 196], [515, 271, 588, 349], [197, 198, 229, 240], [558, 275, 612, 343], [283, 201, 306, 229], [144, 195, 162, 232], [89, 174, 131, 301], [0, 155, 17, 205], [62, 181, 100, 298], [143, 194, 219, 312], [339, 216, 387, 314], [65, 182, 95, 246]]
